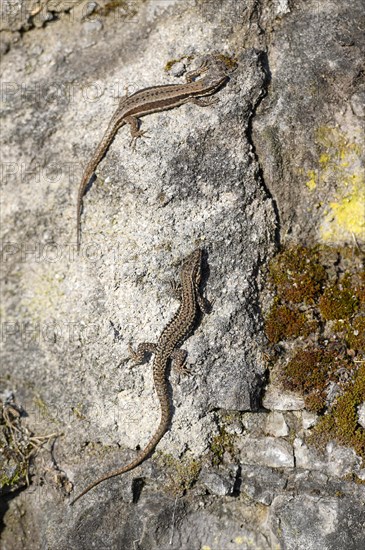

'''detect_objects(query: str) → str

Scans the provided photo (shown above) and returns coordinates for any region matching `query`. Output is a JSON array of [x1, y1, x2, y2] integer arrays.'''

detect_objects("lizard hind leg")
[[171, 348, 190, 375], [169, 279, 182, 301], [124, 115, 150, 149]]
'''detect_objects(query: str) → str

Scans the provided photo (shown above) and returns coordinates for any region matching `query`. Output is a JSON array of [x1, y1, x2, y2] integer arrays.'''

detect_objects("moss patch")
[[309, 364, 365, 458], [265, 244, 365, 458], [266, 303, 316, 343], [282, 348, 353, 413], [157, 452, 202, 496], [210, 427, 236, 466], [345, 315, 365, 351], [268, 246, 327, 304], [319, 275, 359, 320]]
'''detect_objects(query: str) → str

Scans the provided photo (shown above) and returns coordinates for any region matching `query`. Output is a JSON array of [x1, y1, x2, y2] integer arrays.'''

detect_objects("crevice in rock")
[[132, 477, 145, 504], [245, 50, 281, 250]]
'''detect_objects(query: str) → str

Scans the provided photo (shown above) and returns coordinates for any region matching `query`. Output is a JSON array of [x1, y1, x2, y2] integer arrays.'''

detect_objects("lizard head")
[[181, 248, 203, 285], [200, 53, 238, 89]]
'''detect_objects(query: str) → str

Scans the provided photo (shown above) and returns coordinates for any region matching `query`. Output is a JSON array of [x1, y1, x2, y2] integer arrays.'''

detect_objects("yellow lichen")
[[321, 178, 365, 242], [302, 125, 364, 243], [306, 170, 317, 190], [21, 266, 66, 323]]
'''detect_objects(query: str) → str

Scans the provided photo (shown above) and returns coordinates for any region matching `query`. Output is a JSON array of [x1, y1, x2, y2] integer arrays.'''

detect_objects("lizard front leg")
[[185, 60, 209, 82], [128, 342, 157, 365]]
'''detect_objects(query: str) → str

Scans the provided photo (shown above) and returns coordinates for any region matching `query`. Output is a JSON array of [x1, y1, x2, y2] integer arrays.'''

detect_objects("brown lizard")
[[70, 248, 210, 504], [76, 54, 236, 250]]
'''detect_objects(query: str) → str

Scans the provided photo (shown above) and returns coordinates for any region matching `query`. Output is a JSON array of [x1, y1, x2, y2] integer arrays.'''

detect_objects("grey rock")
[[0, 36, 10, 55], [200, 465, 238, 496], [302, 410, 318, 430], [241, 411, 268, 434], [253, 0, 364, 244], [240, 464, 287, 505], [238, 436, 294, 468], [265, 411, 289, 437], [262, 386, 305, 411], [326, 442, 362, 478], [82, 19, 103, 33], [358, 402, 365, 429], [1, 0, 364, 547], [294, 439, 362, 478], [84, 2, 98, 17], [294, 437, 327, 471], [269, 494, 365, 550]]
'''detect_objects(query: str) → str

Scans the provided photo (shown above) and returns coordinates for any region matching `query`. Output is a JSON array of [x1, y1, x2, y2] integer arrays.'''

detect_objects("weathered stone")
[[358, 402, 365, 429], [240, 464, 287, 505], [238, 437, 294, 468], [326, 442, 362, 478], [265, 411, 289, 437], [262, 386, 305, 411], [294, 438, 327, 471], [200, 465, 238, 496], [1, 0, 364, 547], [302, 410, 318, 430], [269, 494, 365, 550]]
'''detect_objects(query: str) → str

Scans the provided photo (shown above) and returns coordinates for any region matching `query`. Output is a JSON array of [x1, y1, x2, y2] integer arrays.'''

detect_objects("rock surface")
[[1, 1, 364, 549]]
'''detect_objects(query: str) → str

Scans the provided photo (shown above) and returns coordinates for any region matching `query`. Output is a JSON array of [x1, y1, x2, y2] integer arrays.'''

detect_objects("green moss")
[[319, 275, 359, 320], [164, 56, 193, 72], [310, 364, 365, 458], [303, 392, 327, 413], [282, 348, 356, 413], [0, 465, 27, 491], [352, 270, 365, 305], [157, 453, 202, 496], [345, 316, 365, 351], [95, 0, 139, 17], [265, 303, 315, 343], [282, 349, 329, 412], [268, 246, 327, 304], [210, 428, 235, 466], [265, 244, 365, 458]]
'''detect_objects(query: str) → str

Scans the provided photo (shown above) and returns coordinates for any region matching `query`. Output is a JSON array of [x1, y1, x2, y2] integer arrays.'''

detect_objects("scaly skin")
[[76, 55, 236, 250], [70, 248, 210, 504]]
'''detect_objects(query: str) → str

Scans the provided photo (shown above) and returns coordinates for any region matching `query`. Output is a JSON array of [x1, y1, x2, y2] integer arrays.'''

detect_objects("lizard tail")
[[70, 405, 170, 505], [76, 117, 125, 252]]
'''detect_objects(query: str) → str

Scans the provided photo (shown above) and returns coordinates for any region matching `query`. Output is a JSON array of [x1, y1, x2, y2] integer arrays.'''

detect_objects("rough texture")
[[1, 0, 364, 549]]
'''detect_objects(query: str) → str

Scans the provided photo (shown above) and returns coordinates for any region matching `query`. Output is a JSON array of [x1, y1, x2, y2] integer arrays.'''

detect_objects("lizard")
[[70, 248, 210, 504], [76, 54, 236, 250]]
